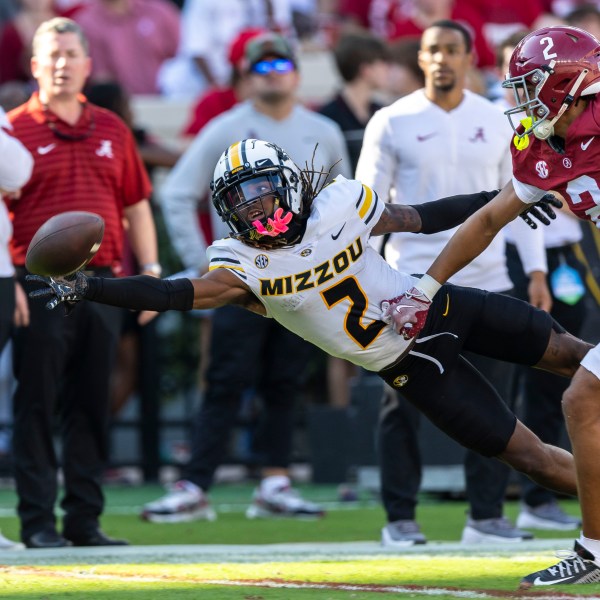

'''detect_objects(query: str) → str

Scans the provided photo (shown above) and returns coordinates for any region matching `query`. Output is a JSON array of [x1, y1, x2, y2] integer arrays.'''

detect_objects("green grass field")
[[0, 483, 595, 598]]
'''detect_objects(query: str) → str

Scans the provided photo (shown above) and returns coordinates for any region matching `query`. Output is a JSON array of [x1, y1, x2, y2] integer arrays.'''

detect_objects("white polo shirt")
[[357, 88, 546, 291]]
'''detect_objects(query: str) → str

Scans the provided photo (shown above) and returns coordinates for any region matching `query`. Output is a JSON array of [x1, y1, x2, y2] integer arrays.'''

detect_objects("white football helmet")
[[211, 139, 306, 247]]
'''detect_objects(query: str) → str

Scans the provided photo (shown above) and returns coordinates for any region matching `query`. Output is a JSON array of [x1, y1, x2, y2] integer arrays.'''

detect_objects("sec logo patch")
[[535, 160, 549, 179], [255, 254, 269, 269]]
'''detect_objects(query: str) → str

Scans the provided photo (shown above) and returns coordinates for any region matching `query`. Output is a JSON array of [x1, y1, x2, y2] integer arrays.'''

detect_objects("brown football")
[[25, 211, 105, 277]]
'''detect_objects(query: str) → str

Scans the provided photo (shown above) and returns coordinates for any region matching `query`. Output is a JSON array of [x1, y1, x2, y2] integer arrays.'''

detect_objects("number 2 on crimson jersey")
[[566, 174, 600, 222], [321, 276, 386, 348]]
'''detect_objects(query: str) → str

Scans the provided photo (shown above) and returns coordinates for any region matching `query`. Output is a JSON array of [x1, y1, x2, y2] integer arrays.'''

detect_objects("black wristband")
[[414, 190, 499, 234], [84, 275, 195, 312]]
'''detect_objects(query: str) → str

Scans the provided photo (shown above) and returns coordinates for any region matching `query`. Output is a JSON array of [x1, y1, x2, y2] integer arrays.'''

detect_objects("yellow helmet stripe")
[[229, 141, 243, 171]]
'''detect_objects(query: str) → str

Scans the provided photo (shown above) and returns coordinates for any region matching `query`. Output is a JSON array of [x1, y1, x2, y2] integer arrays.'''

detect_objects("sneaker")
[[381, 520, 427, 547], [0, 531, 24, 551], [140, 480, 216, 523], [245, 477, 325, 519], [461, 516, 534, 544], [517, 501, 581, 531], [520, 541, 600, 588]]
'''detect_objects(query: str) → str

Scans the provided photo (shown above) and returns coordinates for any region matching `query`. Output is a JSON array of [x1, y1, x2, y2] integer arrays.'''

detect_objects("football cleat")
[[140, 480, 216, 523], [520, 541, 600, 588]]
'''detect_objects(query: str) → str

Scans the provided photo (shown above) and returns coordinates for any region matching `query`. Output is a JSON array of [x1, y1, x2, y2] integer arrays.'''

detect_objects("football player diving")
[[29, 138, 592, 588]]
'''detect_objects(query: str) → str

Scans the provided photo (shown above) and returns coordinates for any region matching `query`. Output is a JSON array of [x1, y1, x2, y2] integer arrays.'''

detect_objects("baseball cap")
[[228, 28, 266, 67], [244, 32, 296, 68]]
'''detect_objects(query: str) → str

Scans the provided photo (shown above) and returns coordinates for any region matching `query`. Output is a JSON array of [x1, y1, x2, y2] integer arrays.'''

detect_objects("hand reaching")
[[26, 271, 89, 315], [519, 193, 563, 229], [381, 287, 432, 340]]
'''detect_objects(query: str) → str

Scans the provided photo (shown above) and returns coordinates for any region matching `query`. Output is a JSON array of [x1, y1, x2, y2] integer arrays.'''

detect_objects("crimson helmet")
[[503, 26, 600, 140], [211, 139, 306, 247]]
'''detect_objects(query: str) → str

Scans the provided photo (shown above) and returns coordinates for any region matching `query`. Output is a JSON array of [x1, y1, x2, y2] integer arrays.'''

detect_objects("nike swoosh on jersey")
[[331, 223, 346, 240], [416, 133, 437, 142], [532, 576, 574, 586], [581, 137, 595, 151], [37, 143, 57, 155]]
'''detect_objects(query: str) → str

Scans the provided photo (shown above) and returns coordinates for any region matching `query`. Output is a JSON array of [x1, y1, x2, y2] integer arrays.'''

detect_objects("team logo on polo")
[[393, 374, 409, 388], [96, 140, 114, 158], [563, 157, 572, 169], [535, 160, 549, 179], [255, 254, 269, 269]]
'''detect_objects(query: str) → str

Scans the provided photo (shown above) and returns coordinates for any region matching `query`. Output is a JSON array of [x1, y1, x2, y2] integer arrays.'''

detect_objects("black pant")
[[506, 243, 587, 507], [378, 346, 514, 522], [12, 270, 122, 540], [183, 305, 312, 491]]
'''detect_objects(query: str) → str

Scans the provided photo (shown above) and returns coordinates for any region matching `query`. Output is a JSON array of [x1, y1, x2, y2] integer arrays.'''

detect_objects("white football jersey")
[[207, 176, 418, 371]]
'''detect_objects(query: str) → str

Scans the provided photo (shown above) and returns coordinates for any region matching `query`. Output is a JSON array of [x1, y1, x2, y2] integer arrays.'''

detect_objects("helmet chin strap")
[[534, 67, 590, 140]]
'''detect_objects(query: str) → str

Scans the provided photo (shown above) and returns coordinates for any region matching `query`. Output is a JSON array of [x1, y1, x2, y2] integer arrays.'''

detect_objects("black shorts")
[[378, 284, 553, 456]]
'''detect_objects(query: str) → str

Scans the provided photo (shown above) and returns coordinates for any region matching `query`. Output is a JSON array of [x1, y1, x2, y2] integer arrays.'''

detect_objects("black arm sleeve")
[[413, 189, 499, 234], [84, 275, 195, 312]]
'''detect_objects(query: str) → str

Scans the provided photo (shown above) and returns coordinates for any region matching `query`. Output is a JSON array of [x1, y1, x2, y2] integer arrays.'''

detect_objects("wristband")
[[417, 274, 441, 300], [142, 262, 162, 277]]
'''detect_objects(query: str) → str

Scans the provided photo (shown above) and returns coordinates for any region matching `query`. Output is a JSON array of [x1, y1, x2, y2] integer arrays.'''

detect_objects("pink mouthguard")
[[252, 207, 293, 237]]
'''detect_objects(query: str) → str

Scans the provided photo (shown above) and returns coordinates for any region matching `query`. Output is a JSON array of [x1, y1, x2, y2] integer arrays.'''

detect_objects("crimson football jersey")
[[511, 97, 600, 224]]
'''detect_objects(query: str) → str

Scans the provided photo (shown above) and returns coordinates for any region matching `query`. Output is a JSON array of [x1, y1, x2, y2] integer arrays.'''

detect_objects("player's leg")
[[386, 353, 577, 496], [563, 350, 600, 539], [517, 355, 600, 588], [497, 419, 576, 496]]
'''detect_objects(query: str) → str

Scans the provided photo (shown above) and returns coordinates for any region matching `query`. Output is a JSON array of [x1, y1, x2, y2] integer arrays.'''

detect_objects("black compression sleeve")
[[84, 276, 195, 312], [413, 190, 499, 234]]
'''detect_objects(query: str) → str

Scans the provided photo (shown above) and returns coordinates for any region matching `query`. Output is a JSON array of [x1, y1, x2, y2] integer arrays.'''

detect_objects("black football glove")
[[519, 193, 563, 229], [26, 271, 89, 315]]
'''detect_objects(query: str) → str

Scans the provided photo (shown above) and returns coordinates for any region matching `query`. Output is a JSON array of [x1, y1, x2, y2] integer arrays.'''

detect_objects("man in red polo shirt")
[[7, 16, 159, 549]]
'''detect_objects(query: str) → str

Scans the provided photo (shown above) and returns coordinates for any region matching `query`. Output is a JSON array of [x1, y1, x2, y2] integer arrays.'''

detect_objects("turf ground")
[[0, 483, 595, 599]]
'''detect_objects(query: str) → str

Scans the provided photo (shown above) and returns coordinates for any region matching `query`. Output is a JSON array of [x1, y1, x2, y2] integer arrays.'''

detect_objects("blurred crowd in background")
[[2, 0, 600, 105]]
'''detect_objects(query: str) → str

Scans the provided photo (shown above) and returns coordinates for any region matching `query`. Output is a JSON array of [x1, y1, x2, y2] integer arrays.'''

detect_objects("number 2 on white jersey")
[[540, 36, 557, 60], [321, 276, 385, 349]]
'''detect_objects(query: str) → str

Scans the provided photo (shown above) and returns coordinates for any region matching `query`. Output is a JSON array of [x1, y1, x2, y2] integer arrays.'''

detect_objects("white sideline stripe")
[[4, 568, 600, 599], [0, 540, 581, 566]]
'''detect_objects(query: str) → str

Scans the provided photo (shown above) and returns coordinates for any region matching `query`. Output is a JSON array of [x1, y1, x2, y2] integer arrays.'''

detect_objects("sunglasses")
[[251, 58, 295, 75]]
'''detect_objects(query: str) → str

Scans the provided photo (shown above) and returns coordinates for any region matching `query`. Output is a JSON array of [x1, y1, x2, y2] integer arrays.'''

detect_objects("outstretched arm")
[[371, 190, 499, 236], [371, 187, 559, 236], [27, 268, 258, 314]]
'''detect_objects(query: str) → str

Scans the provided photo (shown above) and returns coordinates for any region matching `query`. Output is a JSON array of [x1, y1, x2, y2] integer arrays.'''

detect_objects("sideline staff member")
[[7, 17, 158, 549]]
